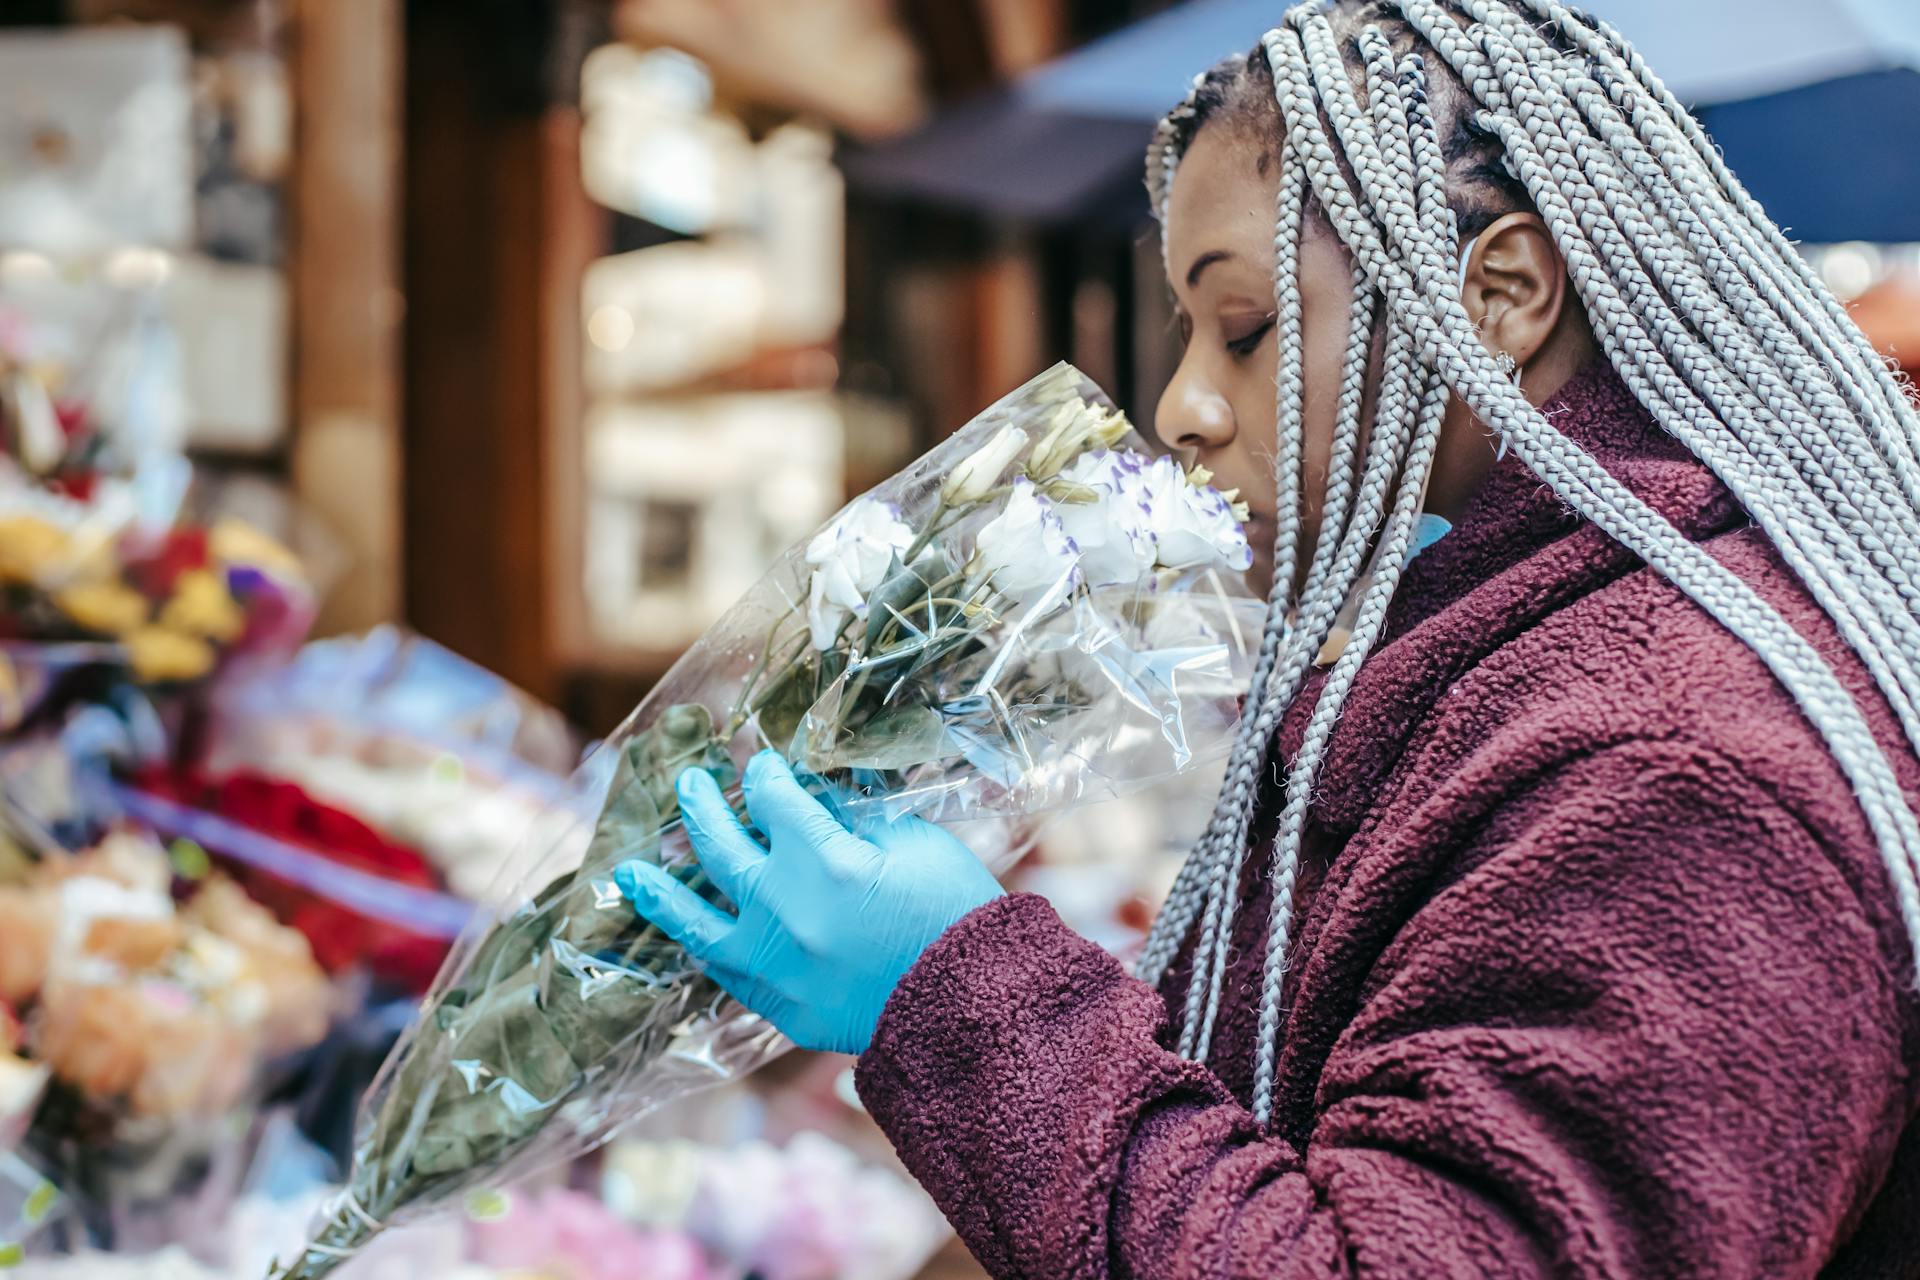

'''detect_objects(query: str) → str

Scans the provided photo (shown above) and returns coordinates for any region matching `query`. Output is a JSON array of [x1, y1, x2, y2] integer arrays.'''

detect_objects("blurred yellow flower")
[[160, 569, 245, 643], [0, 516, 68, 585], [125, 627, 215, 684], [209, 518, 303, 581], [52, 580, 148, 636], [0, 653, 19, 731]]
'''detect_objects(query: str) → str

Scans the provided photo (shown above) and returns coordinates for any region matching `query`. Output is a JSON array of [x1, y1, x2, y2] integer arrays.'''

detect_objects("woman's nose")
[[1155, 364, 1236, 452]]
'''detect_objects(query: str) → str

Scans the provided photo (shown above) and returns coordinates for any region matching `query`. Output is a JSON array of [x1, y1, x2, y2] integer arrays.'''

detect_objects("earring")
[[1490, 351, 1521, 463]]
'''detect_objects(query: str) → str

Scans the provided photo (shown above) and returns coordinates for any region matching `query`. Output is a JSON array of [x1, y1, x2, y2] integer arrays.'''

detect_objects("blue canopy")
[[844, 0, 1920, 243]]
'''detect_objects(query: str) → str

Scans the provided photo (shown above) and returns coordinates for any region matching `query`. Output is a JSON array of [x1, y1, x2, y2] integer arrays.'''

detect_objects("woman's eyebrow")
[[1187, 249, 1234, 287]]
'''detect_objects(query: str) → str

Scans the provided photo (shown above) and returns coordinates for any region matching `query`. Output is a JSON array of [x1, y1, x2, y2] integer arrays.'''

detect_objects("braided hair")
[[1140, 0, 1920, 1126]]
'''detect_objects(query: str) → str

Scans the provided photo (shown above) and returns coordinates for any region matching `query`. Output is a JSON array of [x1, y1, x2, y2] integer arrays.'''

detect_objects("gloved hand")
[[615, 749, 1003, 1055]]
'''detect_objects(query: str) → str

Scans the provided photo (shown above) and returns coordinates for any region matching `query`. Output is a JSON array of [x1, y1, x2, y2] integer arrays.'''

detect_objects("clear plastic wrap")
[[278, 365, 1261, 1277], [202, 626, 582, 904]]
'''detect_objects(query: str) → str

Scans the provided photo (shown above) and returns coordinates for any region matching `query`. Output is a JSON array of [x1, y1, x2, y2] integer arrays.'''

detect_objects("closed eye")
[[1226, 315, 1276, 358]]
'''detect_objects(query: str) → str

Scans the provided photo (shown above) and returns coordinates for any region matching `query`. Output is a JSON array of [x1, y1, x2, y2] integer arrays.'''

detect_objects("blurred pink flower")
[[469, 1188, 712, 1280]]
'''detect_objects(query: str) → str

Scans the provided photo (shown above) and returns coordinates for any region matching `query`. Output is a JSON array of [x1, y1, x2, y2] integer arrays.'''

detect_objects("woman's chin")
[[1244, 554, 1275, 600], [1242, 515, 1277, 598]]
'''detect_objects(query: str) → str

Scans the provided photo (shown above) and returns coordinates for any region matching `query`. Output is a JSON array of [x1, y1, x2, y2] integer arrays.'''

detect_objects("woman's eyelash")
[[1226, 317, 1277, 357]]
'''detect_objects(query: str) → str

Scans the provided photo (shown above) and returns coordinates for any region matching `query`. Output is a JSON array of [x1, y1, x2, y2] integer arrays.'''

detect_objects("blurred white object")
[[170, 256, 288, 453], [0, 253, 190, 481], [207, 626, 585, 903], [1024, 763, 1230, 960], [605, 1130, 948, 1280], [584, 392, 842, 650], [755, 123, 845, 347], [0, 28, 194, 254], [234, 1190, 483, 1280], [612, 0, 926, 139], [14, 1248, 221, 1280], [601, 1138, 704, 1227], [582, 242, 766, 393], [580, 44, 754, 235]]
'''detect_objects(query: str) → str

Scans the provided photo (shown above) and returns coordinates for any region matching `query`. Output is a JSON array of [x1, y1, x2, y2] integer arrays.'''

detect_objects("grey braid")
[[1413, 2, 1920, 741], [1145, 0, 1920, 1126], [1138, 148, 1310, 990]]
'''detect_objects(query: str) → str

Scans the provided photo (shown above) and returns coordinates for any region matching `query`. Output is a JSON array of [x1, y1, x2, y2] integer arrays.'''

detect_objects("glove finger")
[[615, 860, 733, 960], [793, 769, 881, 842], [742, 750, 851, 854], [675, 767, 767, 906]]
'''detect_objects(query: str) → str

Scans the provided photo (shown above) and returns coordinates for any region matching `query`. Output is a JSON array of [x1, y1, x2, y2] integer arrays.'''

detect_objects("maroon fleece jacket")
[[854, 362, 1920, 1278]]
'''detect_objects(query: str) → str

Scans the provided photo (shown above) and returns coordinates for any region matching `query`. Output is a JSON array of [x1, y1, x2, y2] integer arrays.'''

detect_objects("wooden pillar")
[[401, 0, 604, 702], [288, 0, 405, 634]]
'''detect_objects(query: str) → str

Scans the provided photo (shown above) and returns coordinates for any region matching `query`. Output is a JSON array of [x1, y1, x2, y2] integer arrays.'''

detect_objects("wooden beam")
[[540, 108, 601, 682], [287, 0, 404, 634], [401, 2, 603, 702]]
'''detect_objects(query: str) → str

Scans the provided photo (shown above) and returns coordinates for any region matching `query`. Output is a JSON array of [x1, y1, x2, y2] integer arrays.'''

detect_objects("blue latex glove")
[[615, 750, 1004, 1055]]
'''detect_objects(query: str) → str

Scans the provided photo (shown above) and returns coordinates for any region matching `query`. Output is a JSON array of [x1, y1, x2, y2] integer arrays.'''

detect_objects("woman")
[[617, 1, 1920, 1274]]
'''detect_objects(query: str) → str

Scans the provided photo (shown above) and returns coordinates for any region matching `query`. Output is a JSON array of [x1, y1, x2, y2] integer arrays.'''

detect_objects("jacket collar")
[[1276, 359, 1750, 837]]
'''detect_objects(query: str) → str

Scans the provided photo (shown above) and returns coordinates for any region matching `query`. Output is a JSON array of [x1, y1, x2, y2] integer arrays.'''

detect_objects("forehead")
[[1163, 124, 1283, 266], [1162, 122, 1355, 294]]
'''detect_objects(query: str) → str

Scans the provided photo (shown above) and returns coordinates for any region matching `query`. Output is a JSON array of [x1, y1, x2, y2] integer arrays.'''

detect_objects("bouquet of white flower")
[[273, 365, 1259, 1278]]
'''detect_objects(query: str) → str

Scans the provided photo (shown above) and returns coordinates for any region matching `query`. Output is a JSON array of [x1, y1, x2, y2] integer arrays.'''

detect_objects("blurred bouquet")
[[15, 1127, 934, 1280], [0, 507, 309, 688], [0, 1149, 64, 1269], [0, 828, 332, 1128], [278, 365, 1258, 1277], [601, 1131, 947, 1280], [121, 767, 461, 991], [466, 1187, 712, 1280], [202, 628, 583, 904], [2, 346, 310, 692]]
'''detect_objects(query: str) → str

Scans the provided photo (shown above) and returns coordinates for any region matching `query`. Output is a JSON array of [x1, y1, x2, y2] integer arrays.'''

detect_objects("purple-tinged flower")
[[1059, 451, 1253, 578], [969, 478, 1082, 606]]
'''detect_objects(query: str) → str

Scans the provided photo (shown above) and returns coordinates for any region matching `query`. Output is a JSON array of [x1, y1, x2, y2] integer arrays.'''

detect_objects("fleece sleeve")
[[852, 741, 1911, 1279]]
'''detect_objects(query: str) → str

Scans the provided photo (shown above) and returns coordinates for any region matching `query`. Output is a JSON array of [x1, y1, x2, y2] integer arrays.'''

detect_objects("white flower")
[[1058, 450, 1253, 577], [1141, 456, 1255, 572], [940, 424, 1029, 506], [969, 477, 1081, 606], [804, 497, 915, 649], [1053, 452, 1158, 588]]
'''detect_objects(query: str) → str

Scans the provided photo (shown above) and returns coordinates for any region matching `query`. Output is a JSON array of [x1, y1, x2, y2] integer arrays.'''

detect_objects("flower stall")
[[0, 339, 1249, 1279], [0, 10, 1244, 1275]]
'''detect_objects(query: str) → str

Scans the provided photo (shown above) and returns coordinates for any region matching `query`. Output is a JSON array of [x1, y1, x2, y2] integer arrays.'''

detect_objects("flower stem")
[[728, 628, 810, 737], [728, 623, 788, 729], [900, 500, 949, 567]]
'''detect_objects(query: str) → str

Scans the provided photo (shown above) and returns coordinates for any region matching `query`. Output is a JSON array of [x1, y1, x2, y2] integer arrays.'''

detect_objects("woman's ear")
[[1460, 211, 1571, 376]]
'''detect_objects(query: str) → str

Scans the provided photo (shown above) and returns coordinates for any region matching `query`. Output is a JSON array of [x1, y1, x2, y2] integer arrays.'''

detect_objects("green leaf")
[[21, 1182, 54, 1225], [458, 898, 559, 995], [820, 705, 950, 771], [862, 553, 953, 653], [167, 839, 211, 881], [583, 745, 667, 872], [752, 664, 818, 755], [539, 941, 669, 1068], [623, 702, 738, 819], [559, 883, 637, 955], [414, 973, 580, 1177], [465, 1189, 512, 1221]]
